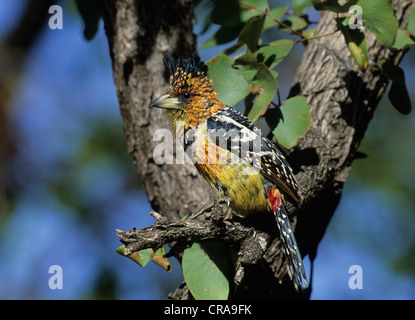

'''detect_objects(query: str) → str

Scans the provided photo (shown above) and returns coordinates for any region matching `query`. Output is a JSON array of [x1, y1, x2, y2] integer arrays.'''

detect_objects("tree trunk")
[[102, 0, 414, 299]]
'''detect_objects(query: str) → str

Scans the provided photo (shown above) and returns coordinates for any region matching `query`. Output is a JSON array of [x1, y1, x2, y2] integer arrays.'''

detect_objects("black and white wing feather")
[[207, 106, 300, 204]]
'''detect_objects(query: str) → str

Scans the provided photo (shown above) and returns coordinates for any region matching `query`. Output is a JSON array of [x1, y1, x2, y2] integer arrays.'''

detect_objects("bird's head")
[[151, 53, 224, 129]]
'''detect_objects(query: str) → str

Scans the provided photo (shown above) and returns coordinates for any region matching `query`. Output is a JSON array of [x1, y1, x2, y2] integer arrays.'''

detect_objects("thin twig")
[[259, 29, 340, 48], [239, 0, 339, 48], [239, 1, 304, 38]]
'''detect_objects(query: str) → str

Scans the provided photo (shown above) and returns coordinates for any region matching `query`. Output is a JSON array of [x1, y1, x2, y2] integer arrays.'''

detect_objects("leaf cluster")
[[315, 0, 414, 113], [199, 0, 312, 148]]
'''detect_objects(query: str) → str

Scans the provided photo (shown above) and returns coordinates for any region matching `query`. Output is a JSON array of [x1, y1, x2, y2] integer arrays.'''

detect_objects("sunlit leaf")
[[346, 40, 368, 72], [293, 0, 313, 14], [151, 247, 171, 271], [236, 0, 269, 24], [279, 16, 308, 32], [237, 69, 257, 82], [392, 29, 415, 51], [263, 6, 288, 30], [246, 63, 277, 123], [337, 17, 368, 71], [359, 0, 398, 48], [116, 246, 171, 271], [407, 5, 415, 36], [206, 55, 250, 106], [270, 96, 310, 148], [116, 246, 153, 267], [255, 39, 293, 69], [182, 242, 235, 300]]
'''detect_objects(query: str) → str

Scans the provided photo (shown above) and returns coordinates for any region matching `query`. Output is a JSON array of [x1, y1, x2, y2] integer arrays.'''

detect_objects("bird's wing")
[[207, 106, 300, 204]]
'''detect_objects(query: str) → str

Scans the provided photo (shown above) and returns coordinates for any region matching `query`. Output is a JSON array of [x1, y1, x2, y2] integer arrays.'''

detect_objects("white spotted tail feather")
[[275, 204, 308, 291]]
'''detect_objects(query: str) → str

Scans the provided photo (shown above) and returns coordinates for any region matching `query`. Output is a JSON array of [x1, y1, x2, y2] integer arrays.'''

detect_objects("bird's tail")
[[274, 204, 308, 291]]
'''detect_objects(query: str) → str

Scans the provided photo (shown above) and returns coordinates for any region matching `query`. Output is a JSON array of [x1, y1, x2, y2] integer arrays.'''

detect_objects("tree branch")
[[117, 208, 273, 287]]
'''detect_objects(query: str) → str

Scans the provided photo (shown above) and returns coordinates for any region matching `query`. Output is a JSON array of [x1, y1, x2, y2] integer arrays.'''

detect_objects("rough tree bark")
[[102, 0, 414, 299]]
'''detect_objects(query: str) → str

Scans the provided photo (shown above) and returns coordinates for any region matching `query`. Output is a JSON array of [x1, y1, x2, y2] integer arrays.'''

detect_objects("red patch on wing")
[[268, 187, 282, 213]]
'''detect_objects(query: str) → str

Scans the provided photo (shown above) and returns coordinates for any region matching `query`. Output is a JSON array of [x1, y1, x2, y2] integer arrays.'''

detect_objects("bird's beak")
[[151, 94, 181, 110]]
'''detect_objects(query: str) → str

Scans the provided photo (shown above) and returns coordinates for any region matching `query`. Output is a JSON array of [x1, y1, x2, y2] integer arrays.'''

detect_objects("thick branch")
[[117, 209, 272, 286]]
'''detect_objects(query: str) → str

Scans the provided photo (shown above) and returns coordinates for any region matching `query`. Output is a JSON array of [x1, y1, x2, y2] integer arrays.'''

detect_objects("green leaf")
[[116, 246, 153, 267], [255, 39, 293, 69], [237, 69, 258, 82], [246, 63, 277, 123], [407, 5, 415, 36], [378, 59, 412, 115], [182, 242, 235, 300], [347, 40, 368, 71], [302, 28, 316, 39], [263, 6, 288, 30], [337, 17, 368, 71], [206, 55, 250, 106], [279, 16, 308, 32], [151, 247, 171, 271], [392, 29, 415, 51], [238, 0, 269, 22], [270, 96, 310, 148], [116, 246, 171, 271], [233, 46, 256, 66], [237, 14, 266, 52], [358, 0, 398, 48], [293, 0, 313, 14]]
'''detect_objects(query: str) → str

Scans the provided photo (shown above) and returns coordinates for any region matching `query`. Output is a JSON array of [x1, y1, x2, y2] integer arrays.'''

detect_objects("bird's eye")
[[182, 92, 192, 100]]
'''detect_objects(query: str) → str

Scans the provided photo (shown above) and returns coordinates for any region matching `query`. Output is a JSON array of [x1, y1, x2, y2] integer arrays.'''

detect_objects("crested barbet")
[[151, 53, 308, 291]]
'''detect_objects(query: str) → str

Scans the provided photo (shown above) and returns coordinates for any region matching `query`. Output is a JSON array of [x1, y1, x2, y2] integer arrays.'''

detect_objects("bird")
[[151, 53, 308, 291]]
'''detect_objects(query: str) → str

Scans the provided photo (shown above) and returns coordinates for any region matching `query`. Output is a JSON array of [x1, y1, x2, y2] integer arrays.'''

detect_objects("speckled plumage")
[[151, 53, 308, 291]]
